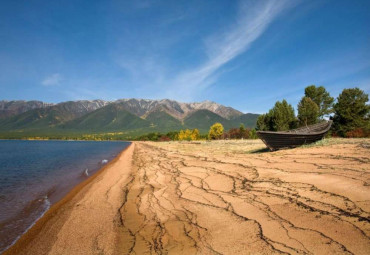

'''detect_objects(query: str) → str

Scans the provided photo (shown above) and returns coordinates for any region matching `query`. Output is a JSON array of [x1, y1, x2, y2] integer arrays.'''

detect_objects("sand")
[[4, 139, 370, 254]]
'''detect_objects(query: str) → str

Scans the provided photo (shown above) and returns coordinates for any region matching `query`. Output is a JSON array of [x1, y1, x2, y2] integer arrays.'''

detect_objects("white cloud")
[[165, 0, 296, 100], [41, 73, 62, 86]]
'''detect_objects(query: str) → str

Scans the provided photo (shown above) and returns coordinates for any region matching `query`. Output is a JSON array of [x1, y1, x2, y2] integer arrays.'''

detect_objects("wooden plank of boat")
[[257, 121, 332, 151]]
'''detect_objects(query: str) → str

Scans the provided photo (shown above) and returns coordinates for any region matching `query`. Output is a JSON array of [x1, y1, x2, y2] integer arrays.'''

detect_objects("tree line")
[[208, 123, 258, 140], [136, 130, 207, 141], [136, 85, 368, 141], [256, 86, 369, 137], [136, 123, 259, 141]]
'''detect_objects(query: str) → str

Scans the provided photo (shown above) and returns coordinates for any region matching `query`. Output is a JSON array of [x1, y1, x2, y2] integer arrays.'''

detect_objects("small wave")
[[84, 168, 89, 177], [2, 195, 51, 253], [101, 159, 108, 164]]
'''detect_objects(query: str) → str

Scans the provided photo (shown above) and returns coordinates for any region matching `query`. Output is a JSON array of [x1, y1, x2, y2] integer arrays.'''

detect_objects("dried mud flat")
[[5, 139, 370, 255], [117, 139, 370, 254]]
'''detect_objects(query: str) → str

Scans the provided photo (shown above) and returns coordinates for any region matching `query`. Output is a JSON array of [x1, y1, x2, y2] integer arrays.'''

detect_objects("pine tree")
[[271, 100, 297, 131], [304, 85, 334, 118], [333, 88, 369, 136], [257, 100, 297, 131], [256, 114, 268, 131], [298, 97, 319, 126]]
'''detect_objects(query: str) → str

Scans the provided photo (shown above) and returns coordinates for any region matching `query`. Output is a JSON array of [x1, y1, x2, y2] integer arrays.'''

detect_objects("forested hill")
[[0, 99, 259, 139]]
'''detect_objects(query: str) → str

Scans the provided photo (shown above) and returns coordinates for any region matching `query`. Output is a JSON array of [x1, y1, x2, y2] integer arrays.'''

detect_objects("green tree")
[[304, 85, 334, 118], [248, 129, 258, 139], [256, 100, 296, 131], [256, 112, 273, 131], [239, 124, 246, 138], [256, 114, 267, 131], [166, 131, 179, 140], [333, 88, 369, 136], [271, 100, 297, 131], [298, 97, 319, 126], [208, 123, 224, 140]]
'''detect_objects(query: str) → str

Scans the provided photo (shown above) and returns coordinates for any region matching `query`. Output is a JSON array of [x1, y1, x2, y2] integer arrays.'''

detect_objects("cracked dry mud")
[[116, 140, 370, 255]]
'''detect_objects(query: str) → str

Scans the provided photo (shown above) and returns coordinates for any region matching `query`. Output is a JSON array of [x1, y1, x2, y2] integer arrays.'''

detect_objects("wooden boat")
[[257, 120, 332, 151]]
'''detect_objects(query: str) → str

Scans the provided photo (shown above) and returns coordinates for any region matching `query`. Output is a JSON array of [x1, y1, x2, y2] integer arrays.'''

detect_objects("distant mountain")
[[184, 109, 231, 132], [61, 103, 148, 132], [0, 100, 110, 130], [115, 99, 243, 120], [0, 100, 54, 118], [145, 106, 183, 130], [0, 98, 259, 137], [186, 100, 243, 120], [230, 113, 260, 129]]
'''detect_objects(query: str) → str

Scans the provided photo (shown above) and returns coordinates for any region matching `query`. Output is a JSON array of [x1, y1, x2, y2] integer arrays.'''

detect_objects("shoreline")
[[0, 138, 131, 142], [3, 142, 133, 255], [2, 139, 369, 254]]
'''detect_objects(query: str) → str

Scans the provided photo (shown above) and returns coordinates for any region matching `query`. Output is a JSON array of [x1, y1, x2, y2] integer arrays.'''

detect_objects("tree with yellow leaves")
[[208, 123, 224, 140], [178, 128, 201, 141], [178, 130, 186, 140], [184, 129, 192, 140], [191, 129, 200, 140]]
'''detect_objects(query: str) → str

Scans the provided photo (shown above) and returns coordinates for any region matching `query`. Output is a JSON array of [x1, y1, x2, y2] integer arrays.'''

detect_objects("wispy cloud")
[[164, 0, 296, 100], [114, 0, 297, 102], [41, 73, 62, 86]]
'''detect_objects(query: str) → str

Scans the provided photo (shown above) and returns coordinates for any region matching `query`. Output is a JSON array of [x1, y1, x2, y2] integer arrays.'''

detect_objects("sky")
[[0, 0, 369, 113]]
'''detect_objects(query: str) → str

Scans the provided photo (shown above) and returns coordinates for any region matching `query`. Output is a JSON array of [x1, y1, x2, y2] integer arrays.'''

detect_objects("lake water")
[[0, 140, 130, 253]]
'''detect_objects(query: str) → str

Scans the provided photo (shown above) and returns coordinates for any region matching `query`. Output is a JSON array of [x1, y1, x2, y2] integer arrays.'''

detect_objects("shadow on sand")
[[249, 147, 270, 154]]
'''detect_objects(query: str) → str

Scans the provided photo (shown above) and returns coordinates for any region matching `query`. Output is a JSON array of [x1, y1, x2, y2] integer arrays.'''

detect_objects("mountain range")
[[0, 99, 259, 138]]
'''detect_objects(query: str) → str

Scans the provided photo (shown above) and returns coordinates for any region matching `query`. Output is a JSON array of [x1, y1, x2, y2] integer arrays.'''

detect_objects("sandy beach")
[[4, 139, 370, 254]]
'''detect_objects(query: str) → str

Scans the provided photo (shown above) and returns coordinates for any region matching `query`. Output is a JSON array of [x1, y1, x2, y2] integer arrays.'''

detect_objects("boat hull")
[[257, 121, 332, 151], [257, 132, 327, 151]]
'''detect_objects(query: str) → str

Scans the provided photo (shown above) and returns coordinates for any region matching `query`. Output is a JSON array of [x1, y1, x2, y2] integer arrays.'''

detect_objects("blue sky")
[[0, 0, 369, 113]]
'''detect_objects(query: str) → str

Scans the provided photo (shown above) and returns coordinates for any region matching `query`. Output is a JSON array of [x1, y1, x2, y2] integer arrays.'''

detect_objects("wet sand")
[[5, 139, 370, 254]]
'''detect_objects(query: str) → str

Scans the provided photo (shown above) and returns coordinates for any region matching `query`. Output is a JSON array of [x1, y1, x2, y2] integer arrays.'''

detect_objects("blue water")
[[0, 140, 130, 253]]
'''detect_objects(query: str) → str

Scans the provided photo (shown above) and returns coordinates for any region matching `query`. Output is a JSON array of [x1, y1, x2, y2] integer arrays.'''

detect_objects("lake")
[[0, 140, 130, 253]]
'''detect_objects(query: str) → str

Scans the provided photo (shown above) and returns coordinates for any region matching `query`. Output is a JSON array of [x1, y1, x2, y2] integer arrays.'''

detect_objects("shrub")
[[345, 128, 369, 138]]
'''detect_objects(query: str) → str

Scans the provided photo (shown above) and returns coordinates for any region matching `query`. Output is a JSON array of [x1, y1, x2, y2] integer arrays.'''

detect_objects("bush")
[[345, 128, 369, 138], [159, 136, 171, 141]]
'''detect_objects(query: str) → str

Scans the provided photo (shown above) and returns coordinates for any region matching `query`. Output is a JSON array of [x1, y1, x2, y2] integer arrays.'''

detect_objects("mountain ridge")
[[0, 99, 244, 120], [0, 98, 259, 137], [0, 100, 54, 118]]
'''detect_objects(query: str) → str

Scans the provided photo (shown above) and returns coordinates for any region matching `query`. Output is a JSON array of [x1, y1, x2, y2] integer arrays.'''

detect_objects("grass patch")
[[301, 138, 370, 148]]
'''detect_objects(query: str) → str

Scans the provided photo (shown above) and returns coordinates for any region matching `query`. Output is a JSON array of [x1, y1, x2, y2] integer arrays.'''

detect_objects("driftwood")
[[257, 121, 332, 151]]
